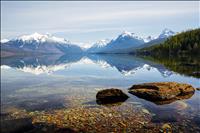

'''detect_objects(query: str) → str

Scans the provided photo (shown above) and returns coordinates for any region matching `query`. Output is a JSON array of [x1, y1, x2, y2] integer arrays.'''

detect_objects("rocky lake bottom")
[[1, 54, 200, 133]]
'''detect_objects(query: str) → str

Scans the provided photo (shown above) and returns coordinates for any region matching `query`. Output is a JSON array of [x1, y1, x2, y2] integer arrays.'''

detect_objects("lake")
[[1, 54, 200, 132]]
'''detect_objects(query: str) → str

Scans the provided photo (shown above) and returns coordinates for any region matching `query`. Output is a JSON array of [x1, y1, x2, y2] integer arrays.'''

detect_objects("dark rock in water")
[[128, 82, 195, 105], [1, 118, 34, 133], [96, 88, 129, 104], [196, 88, 200, 91]]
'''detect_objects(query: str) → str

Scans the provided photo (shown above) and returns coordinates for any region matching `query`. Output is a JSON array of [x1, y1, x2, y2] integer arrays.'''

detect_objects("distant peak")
[[143, 36, 153, 43], [16, 32, 70, 44], [1, 39, 9, 43], [19, 32, 44, 41], [117, 31, 144, 42], [32, 32, 42, 36], [93, 39, 110, 47], [159, 28, 175, 38], [120, 31, 134, 37], [162, 28, 175, 33]]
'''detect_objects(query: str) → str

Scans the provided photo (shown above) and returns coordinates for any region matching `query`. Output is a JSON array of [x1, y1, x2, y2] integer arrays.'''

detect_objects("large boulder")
[[96, 88, 129, 104], [128, 82, 195, 104]]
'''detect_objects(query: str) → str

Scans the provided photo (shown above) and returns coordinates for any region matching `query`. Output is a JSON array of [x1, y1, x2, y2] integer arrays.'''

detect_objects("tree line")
[[138, 28, 200, 56]]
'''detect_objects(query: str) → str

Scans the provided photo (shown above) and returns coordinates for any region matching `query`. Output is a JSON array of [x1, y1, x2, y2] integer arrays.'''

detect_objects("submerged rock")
[[96, 88, 129, 104], [128, 82, 195, 105], [142, 108, 151, 115], [160, 123, 172, 133]]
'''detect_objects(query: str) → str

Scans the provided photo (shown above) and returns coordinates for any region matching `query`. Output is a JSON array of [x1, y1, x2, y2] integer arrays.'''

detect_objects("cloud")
[[63, 9, 196, 24], [1, 1, 199, 43]]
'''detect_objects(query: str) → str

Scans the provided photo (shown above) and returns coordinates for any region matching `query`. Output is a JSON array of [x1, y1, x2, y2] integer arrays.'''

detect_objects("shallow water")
[[1, 54, 200, 132]]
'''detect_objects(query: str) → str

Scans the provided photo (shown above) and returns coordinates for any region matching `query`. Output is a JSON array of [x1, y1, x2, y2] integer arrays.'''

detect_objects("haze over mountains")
[[1, 29, 175, 56]]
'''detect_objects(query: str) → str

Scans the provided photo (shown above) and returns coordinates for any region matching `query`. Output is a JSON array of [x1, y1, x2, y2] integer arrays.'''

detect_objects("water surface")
[[1, 54, 200, 132]]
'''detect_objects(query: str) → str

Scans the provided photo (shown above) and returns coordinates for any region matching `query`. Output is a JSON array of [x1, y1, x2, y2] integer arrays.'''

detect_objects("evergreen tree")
[[138, 28, 200, 56]]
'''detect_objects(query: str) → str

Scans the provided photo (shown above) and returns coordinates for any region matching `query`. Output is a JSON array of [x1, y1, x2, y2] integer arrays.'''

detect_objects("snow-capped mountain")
[[143, 36, 153, 43], [86, 29, 176, 54], [158, 28, 176, 39], [1, 29, 176, 56], [93, 39, 110, 48], [117, 31, 143, 40], [108, 31, 145, 49], [137, 28, 176, 49], [16, 32, 70, 44], [1, 33, 83, 56], [0, 39, 9, 43], [87, 31, 145, 53], [87, 39, 110, 53]]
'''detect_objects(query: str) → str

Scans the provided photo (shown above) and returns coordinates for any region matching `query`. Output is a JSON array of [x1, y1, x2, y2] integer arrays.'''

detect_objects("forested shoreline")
[[136, 29, 200, 56]]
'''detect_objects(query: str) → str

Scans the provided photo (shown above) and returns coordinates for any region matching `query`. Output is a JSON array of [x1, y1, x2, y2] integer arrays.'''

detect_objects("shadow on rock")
[[139, 92, 194, 105]]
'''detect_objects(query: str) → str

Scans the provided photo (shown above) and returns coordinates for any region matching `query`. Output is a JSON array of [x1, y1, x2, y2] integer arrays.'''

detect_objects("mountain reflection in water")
[[1, 54, 176, 77]]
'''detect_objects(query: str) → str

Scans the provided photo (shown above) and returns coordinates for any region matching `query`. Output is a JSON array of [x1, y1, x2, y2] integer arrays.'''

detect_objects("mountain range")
[[1, 33, 83, 57], [1, 29, 175, 57], [87, 28, 175, 53]]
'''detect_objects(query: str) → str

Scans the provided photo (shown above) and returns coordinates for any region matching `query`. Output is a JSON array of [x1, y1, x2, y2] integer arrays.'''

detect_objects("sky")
[[1, 1, 199, 48]]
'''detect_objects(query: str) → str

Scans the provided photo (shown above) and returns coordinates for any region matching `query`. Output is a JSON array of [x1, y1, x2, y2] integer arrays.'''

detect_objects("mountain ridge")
[[1, 28, 176, 56], [87, 29, 175, 53], [1, 33, 83, 57]]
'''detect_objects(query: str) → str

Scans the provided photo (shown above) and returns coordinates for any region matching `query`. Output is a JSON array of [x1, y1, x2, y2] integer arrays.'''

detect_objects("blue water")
[[1, 54, 200, 132]]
